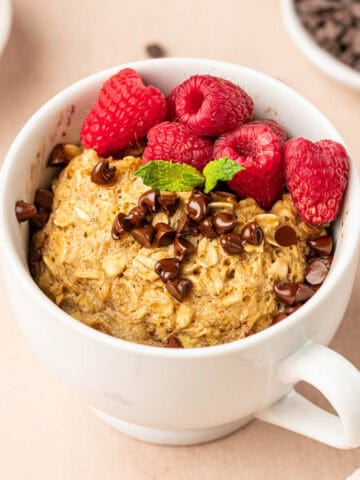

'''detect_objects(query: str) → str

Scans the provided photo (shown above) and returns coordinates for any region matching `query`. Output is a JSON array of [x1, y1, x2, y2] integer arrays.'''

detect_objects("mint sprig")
[[135, 158, 244, 193], [135, 160, 204, 192], [203, 158, 244, 193]]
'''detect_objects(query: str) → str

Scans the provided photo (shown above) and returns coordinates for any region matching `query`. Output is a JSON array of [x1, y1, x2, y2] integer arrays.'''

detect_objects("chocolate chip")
[[158, 194, 179, 216], [138, 189, 160, 213], [273, 281, 298, 306], [154, 223, 177, 247], [295, 0, 360, 70], [174, 236, 195, 260], [111, 213, 132, 240], [122, 139, 146, 157], [34, 189, 54, 210], [146, 43, 165, 58], [155, 258, 181, 283], [272, 312, 288, 325], [284, 304, 302, 315], [212, 213, 238, 234], [220, 233, 244, 255], [126, 206, 149, 227], [15, 200, 37, 222], [309, 255, 333, 269], [275, 225, 297, 247], [165, 277, 192, 302], [342, 26, 356, 46], [308, 235, 333, 256], [315, 20, 344, 43], [131, 225, 154, 248], [177, 213, 200, 236], [47, 144, 71, 167], [186, 190, 210, 221], [305, 259, 329, 285], [91, 161, 117, 185], [199, 216, 217, 239], [333, 9, 353, 27], [30, 208, 50, 230], [294, 283, 316, 303], [165, 335, 183, 348], [240, 222, 264, 245]]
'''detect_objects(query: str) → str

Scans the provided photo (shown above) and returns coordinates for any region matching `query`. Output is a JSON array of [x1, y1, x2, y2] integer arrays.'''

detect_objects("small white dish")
[[281, 0, 360, 89], [0, 0, 12, 58]]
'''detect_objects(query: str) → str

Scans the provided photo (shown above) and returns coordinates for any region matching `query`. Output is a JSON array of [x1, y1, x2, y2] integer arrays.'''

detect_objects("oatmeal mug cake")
[[16, 69, 349, 348]]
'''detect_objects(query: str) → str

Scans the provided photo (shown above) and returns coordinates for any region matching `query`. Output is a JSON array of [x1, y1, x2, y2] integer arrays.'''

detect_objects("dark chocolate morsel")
[[138, 189, 160, 213], [186, 190, 210, 221], [305, 259, 329, 285], [177, 213, 200, 236], [309, 255, 333, 270], [154, 222, 177, 247], [212, 213, 238, 234], [174, 236, 195, 260], [165, 335, 183, 348], [121, 139, 146, 157], [294, 283, 316, 303], [15, 200, 37, 222], [308, 235, 333, 256], [274, 225, 297, 247], [146, 43, 166, 58], [91, 160, 117, 185], [199, 216, 217, 239], [111, 213, 132, 240], [126, 206, 149, 227], [284, 304, 302, 315], [240, 222, 264, 245], [131, 225, 154, 248], [34, 189, 54, 210], [30, 208, 50, 230], [47, 144, 71, 167], [158, 194, 179, 216], [154, 257, 181, 283], [273, 281, 298, 306], [165, 277, 192, 302], [220, 232, 244, 255]]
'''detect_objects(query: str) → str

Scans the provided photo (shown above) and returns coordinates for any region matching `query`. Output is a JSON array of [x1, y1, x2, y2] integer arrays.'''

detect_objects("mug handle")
[[255, 342, 360, 448]]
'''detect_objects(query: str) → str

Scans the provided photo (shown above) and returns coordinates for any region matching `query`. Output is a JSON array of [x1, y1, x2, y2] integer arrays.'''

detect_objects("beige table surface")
[[0, 0, 360, 478]]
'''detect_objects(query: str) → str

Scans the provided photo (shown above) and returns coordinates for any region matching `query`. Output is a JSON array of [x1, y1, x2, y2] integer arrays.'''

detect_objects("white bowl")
[[0, 58, 360, 448], [0, 0, 11, 58], [281, 0, 360, 89]]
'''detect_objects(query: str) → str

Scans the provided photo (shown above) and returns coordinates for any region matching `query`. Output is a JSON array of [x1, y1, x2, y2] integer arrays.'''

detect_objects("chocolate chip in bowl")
[[282, 0, 360, 88], [15, 200, 37, 223], [295, 0, 360, 72]]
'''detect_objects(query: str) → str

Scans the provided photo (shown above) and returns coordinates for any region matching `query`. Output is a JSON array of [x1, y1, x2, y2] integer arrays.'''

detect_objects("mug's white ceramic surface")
[[281, 0, 360, 90], [1, 58, 360, 448]]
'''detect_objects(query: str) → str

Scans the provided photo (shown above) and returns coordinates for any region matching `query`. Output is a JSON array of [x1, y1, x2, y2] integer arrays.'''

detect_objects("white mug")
[[1, 58, 359, 448]]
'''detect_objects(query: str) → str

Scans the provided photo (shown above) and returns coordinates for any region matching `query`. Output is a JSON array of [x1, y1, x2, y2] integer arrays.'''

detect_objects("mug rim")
[[1, 57, 359, 359]]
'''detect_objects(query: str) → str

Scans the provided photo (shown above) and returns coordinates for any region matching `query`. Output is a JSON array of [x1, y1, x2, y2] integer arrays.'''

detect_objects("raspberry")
[[80, 68, 167, 156], [284, 138, 349, 224], [142, 121, 213, 170], [168, 75, 254, 136], [166, 86, 178, 121], [251, 119, 287, 146], [213, 123, 284, 208]]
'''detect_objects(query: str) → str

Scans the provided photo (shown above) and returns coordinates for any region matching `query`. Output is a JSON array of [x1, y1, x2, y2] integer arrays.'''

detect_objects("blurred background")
[[0, 1, 359, 479]]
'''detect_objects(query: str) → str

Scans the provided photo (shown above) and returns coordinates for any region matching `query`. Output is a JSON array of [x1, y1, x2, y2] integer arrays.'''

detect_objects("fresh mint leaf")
[[202, 158, 244, 193], [135, 160, 204, 192]]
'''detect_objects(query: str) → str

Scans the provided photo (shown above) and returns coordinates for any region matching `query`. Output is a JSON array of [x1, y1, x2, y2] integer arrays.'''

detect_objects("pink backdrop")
[[0, 0, 359, 478]]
